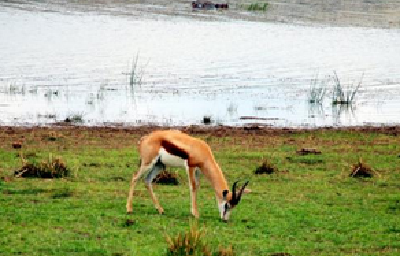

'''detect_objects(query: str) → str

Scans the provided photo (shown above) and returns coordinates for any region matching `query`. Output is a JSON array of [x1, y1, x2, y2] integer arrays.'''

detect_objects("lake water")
[[1, 3, 400, 127]]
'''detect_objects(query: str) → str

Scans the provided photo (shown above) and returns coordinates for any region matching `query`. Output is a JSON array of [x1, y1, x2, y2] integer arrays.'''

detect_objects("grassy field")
[[1, 126, 400, 256]]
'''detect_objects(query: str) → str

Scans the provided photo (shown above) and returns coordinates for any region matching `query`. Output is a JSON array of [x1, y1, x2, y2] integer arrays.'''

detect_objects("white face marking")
[[158, 148, 187, 168], [219, 201, 231, 221], [218, 202, 224, 215]]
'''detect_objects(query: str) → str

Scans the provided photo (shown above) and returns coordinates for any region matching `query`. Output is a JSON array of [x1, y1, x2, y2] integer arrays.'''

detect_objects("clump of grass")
[[51, 188, 73, 199], [43, 131, 63, 141], [245, 2, 268, 11], [296, 148, 321, 156], [12, 141, 22, 149], [203, 116, 212, 125], [349, 158, 376, 178], [128, 53, 148, 89], [308, 73, 327, 104], [165, 223, 236, 256], [154, 170, 180, 185], [14, 153, 69, 178], [0, 82, 26, 95], [124, 219, 135, 227], [64, 113, 84, 123], [255, 160, 277, 174], [332, 71, 363, 105]]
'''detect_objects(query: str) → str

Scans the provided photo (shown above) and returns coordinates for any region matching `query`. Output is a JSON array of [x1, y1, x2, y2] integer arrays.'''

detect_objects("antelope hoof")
[[192, 211, 199, 219], [158, 207, 164, 215]]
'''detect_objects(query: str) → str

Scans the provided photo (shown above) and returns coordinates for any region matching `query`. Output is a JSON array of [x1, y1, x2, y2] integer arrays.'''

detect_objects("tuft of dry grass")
[[165, 223, 235, 256], [296, 148, 321, 156], [154, 170, 180, 185], [255, 160, 277, 175], [14, 153, 69, 178], [349, 158, 376, 178]]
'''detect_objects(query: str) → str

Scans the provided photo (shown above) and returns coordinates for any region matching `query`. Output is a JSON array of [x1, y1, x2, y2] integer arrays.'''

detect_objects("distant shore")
[[1, 0, 399, 28]]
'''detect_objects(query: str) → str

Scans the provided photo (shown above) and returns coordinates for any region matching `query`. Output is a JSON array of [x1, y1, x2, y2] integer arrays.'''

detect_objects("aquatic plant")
[[0, 82, 26, 95], [64, 113, 84, 123], [308, 73, 327, 104], [128, 53, 148, 89], [332, 71, 363, 105]]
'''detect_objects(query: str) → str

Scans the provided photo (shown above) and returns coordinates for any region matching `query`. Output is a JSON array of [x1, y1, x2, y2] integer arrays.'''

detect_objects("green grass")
[[1, 127, 400, 255], [244, 3, 268, 12]]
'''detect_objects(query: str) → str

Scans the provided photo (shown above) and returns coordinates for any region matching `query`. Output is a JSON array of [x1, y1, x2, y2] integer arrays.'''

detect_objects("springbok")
[[126, 130, 250, 221]]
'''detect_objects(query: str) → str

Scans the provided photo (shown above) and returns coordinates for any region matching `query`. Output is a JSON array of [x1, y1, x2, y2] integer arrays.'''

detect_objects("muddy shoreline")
[[1, 124, 399, 137]]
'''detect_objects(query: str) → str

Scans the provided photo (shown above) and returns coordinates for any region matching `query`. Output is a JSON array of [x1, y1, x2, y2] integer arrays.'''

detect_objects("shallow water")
[[1, 5, 400, 127]]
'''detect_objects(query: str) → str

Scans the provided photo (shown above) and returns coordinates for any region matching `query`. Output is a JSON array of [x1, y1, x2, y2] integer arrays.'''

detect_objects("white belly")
[[158, 148, 188, 168]]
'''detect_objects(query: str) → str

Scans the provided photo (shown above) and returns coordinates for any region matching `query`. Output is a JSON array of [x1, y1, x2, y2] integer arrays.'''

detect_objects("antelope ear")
[[222, 190, 229, 200]]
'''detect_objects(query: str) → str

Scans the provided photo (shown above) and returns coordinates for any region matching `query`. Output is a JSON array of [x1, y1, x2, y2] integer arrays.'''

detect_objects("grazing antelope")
[[126, 130, 250, 221]]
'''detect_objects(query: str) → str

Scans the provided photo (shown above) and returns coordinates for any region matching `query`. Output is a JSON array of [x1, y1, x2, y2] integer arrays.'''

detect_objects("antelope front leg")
[[188, 167, 199, 218], [126, 165, 147, 214], [145, 182, 164, 214]]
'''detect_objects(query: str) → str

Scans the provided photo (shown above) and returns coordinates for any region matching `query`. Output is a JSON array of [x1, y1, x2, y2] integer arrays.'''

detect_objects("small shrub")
[[349, 158, 375, 178], [15, 153, 69, 178], [12, 141, 22, 149], [154, 170, 179, 185], [64, 114, 84, 123], [255, 160, 277, 174], [203, 116, 212, 125]]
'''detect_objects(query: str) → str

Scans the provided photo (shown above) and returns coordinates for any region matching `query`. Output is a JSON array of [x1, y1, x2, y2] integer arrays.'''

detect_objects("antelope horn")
[[231, 181, 238, 201], [236, 181, 249, 203]]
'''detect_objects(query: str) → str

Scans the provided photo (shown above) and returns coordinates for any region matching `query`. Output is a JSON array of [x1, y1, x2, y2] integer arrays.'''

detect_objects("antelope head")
[[220, 181, 250, 222]]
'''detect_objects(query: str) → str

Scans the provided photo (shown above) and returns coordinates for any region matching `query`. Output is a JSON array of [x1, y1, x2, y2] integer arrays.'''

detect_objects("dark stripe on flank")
[[161, 140, 189, 160]]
